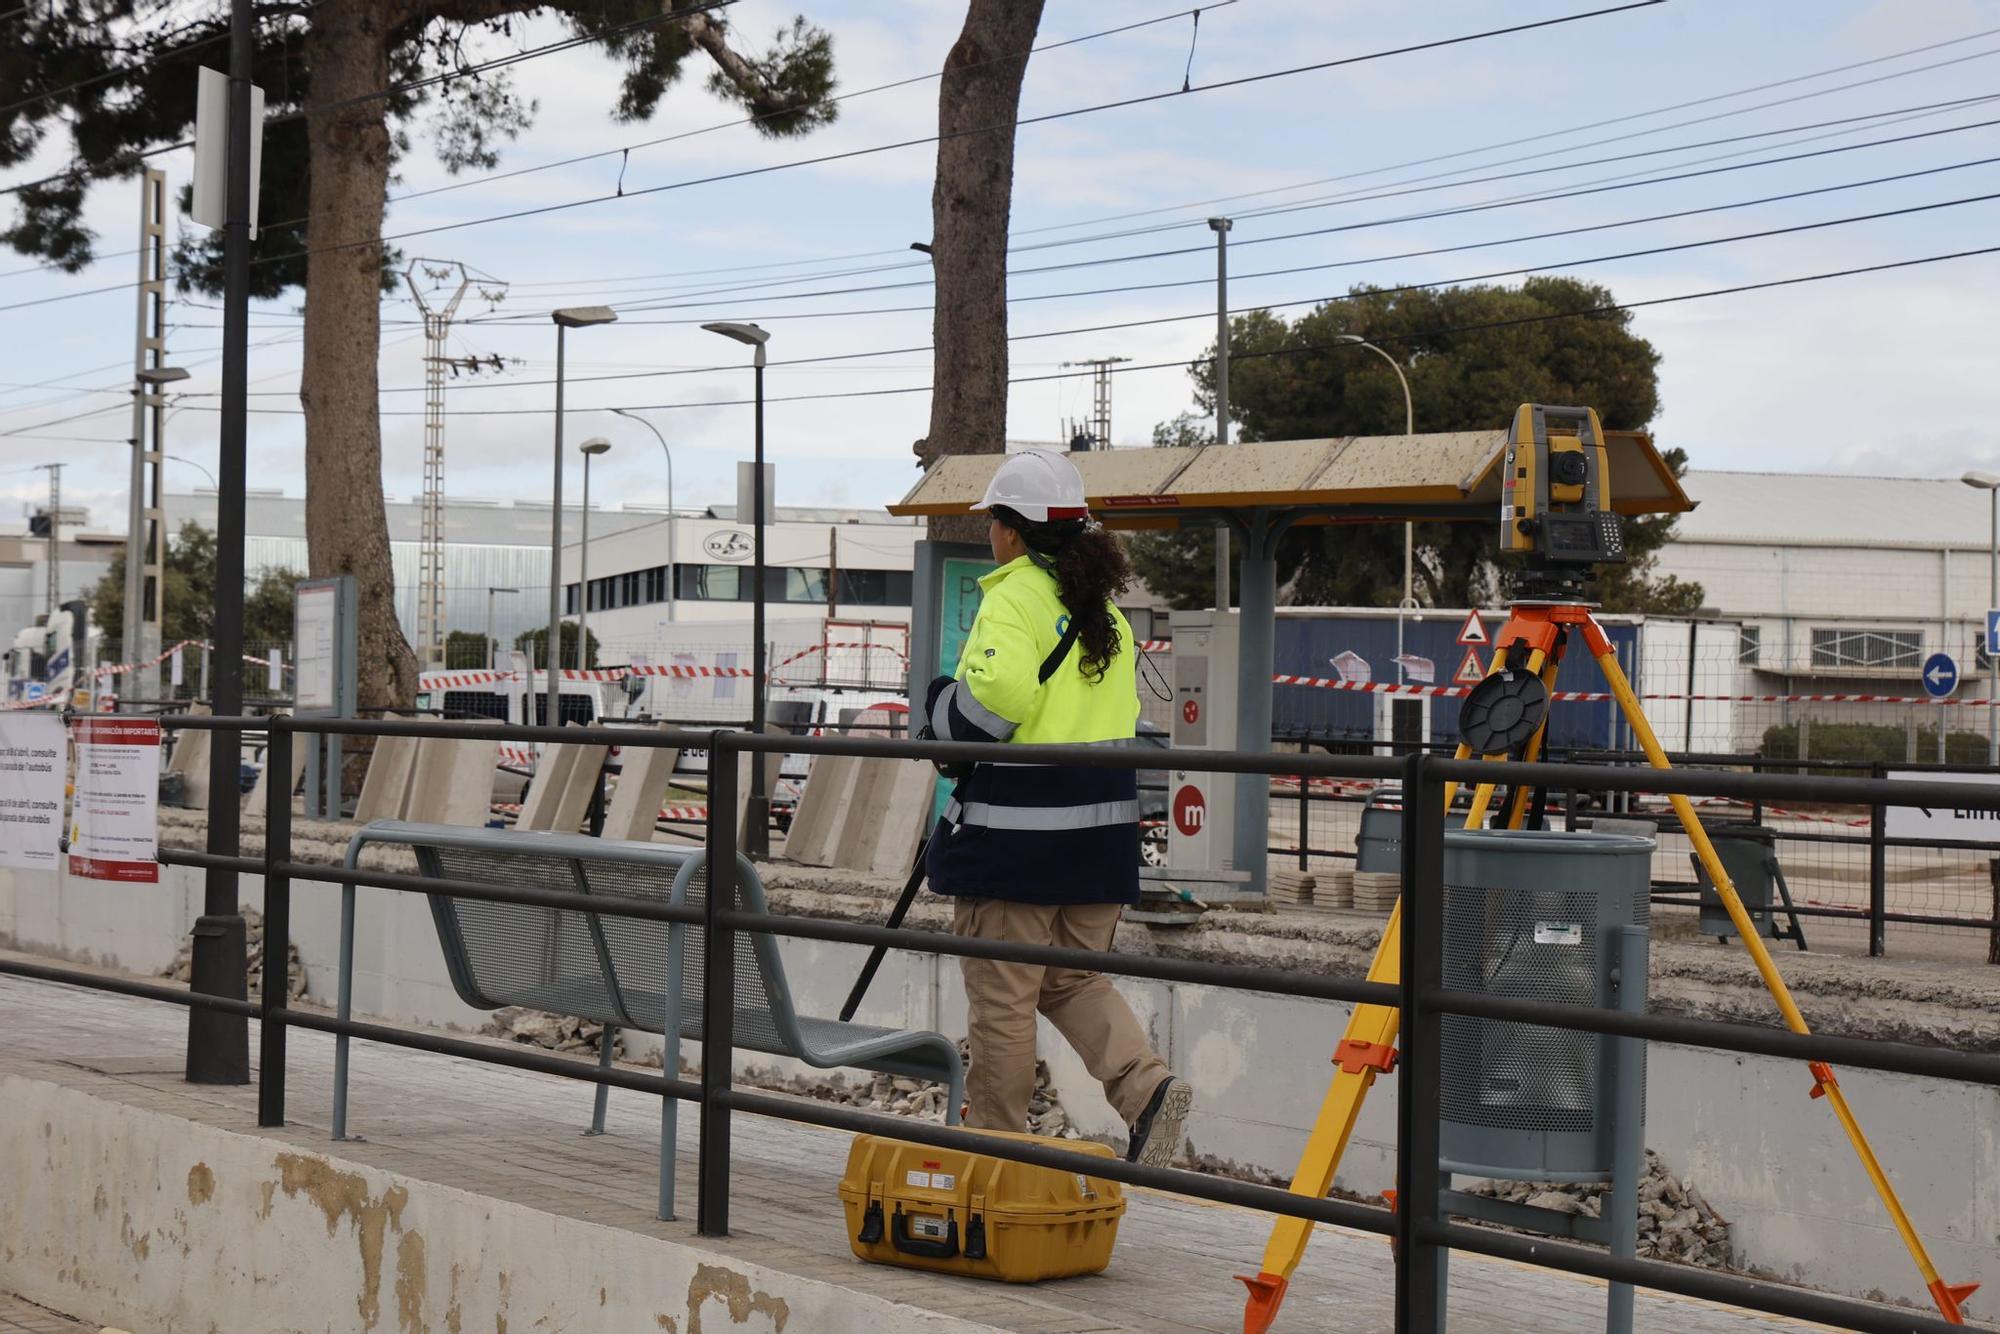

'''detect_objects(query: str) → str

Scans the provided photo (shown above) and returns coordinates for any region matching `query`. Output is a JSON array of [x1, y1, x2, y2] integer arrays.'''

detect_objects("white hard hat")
[[971, 450, 1090, 524]]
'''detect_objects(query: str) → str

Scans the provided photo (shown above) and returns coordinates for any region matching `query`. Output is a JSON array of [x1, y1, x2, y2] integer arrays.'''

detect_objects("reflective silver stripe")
[[939, 678, 1017, 742], [942, 799, 963, 824], [954, 799, 1141, 831]]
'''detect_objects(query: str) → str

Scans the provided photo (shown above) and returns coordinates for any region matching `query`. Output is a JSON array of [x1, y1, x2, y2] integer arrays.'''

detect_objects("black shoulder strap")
[[1037, 610, 1088, 685]]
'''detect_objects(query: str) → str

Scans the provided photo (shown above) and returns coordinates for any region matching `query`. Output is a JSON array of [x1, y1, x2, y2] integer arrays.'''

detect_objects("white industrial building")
[[1652, 470, 1997, 753]]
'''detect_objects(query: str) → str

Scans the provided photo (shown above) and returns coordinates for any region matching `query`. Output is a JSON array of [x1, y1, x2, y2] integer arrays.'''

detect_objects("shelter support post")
[[1230, 512, 1277, 897]]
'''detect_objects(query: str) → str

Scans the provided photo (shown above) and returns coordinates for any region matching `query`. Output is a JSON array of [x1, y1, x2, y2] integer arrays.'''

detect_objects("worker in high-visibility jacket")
[[923, 451, 1191, 1167]]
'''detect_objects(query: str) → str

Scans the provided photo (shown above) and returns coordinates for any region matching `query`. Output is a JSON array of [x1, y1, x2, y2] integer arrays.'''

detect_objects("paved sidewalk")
[[0, 1294, 92, 1333], [0, 969, 1838, 1334]]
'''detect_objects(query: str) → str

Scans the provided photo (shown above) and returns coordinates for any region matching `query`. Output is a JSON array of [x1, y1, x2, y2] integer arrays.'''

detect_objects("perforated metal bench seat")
[[334, 820, 964, 1218]]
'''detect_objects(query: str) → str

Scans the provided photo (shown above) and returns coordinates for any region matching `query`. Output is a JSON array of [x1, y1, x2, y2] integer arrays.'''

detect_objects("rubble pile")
[[483, 1006, 628, 1059], [480, 1016, 1078, 1137], [1459, 1149, 1733, 1270], [163, 905, 306, 1002]]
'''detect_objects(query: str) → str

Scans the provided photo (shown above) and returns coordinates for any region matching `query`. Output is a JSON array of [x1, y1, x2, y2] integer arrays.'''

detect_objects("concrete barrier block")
[[786, 753, 861, 867], [602, 730, 680, 842], [405, 727, 500, 829], [352, 733, 419, 824], [518, 744, 607, 834], [241, 714, 307, 818]]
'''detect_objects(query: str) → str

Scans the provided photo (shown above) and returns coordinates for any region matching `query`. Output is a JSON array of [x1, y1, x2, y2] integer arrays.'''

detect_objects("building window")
[[1738, 626, 1760, 666], [564, 584, 579, 615], [835, 569, 912, 606], [778, 567, 829, 604], [681, 564, 744, 600], [621, 571, 641, 606], [1809, 627, 1921, 671], [644, 566, 666, 603]]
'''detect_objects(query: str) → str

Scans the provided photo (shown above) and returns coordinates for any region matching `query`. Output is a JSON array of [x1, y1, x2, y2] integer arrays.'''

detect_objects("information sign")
[[1884, 769, 2000, 840], [0, 713, 65, 873], [68, 717, 160, 883]]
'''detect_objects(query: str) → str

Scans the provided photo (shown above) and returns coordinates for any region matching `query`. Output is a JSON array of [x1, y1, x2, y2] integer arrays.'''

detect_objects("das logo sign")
[[702, 531, 753, 562], [1172, 784, 1207, 836]]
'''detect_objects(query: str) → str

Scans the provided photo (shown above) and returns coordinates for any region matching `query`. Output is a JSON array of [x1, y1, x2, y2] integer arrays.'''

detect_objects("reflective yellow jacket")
[[949, 555, 1137, 744], [923, 555, 1142, 905]]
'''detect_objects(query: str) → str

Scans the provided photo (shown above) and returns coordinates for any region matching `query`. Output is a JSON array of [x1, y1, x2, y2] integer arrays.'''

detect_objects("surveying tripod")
[[1237, 598, 1980, 1332]]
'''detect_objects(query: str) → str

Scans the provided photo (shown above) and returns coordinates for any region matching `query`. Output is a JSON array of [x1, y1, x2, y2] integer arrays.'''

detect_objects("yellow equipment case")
[[838, 1130, 1125, 1282]]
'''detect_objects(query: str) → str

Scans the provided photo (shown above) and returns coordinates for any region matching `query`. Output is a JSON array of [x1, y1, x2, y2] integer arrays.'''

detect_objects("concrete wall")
[[3, 859, 1995, 1313], [0, 1073, 996, 1334]]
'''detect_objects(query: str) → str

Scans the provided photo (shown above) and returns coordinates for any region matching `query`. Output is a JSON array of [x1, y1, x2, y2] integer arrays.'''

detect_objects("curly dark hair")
[[995, 509, 1132, 682]]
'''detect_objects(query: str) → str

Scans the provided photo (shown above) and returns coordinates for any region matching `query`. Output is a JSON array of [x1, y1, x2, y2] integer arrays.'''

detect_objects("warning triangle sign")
[[1454, 646, 1487, 686], [1456, 609, 1489, 645]]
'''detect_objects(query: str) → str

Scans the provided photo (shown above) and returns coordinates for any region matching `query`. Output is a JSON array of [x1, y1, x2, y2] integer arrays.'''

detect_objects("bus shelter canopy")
[[888, 429, 1691, 529]]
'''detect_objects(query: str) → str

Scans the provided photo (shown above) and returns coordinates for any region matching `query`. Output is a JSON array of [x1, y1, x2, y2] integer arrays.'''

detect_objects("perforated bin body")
[[1437, 829, 1652, 1181]]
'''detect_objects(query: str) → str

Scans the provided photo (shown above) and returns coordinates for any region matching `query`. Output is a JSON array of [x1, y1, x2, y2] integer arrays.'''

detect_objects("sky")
[[5, 0, 2000, 535]]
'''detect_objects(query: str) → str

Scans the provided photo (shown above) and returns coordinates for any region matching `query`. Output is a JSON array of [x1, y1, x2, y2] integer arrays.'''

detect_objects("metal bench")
[[333, 821, 964, 1218]]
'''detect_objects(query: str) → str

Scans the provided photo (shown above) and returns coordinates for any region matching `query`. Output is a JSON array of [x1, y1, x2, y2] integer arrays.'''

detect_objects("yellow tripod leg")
[[1239, 901, 1406, 1332], [1591, 646, 1977, 1324]]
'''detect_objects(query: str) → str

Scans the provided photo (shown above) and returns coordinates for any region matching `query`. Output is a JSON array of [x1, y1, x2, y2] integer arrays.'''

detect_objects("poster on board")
[[69, 717, 161, 883], [0, 713, 66, 873]]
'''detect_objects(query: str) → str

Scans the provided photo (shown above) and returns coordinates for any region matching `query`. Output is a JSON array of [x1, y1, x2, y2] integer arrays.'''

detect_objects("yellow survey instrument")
[[1239, 405, 1977, 1332]]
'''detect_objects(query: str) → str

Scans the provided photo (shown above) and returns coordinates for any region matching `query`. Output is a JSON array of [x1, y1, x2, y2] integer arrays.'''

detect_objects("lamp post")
[[127, 364, 188, 670], [702, 320, 772, 855], [485, 586, 519, 671], [547, 306, 617, 729], [578, 437, 611, 671], [1337, 335, 1416, 680], [611, 408, 678, 622], [1964, 470, 2000, 765]]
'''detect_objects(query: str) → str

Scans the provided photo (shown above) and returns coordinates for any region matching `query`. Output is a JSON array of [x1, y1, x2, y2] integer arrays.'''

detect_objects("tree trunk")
[[300, 0, 418, 711], [917, 0, 1045, 544]]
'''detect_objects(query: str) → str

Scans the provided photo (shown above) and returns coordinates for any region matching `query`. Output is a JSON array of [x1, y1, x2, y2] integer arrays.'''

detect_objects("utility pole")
[[35, 464, 63, 617], [126, 168, 173, 684], [189, 0, 254, 1086], [405, 259, 507, 667], [1060, 356, 1130, 448], [1210, 217, 1232, 610]]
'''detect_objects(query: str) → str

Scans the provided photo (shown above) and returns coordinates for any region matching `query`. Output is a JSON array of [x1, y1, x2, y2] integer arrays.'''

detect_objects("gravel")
[[1458, 1149, 1734, 1270]]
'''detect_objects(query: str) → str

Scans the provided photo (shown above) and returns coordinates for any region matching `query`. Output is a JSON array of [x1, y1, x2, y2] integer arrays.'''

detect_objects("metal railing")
[[4, 712, 2000, 1333]]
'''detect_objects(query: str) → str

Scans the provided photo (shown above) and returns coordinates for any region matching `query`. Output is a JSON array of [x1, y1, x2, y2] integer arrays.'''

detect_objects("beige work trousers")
[[953, 897, 1172, 1133]]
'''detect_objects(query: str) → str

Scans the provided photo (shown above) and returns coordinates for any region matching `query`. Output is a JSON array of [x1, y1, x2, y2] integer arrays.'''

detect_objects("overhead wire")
[[163, 244, 2000, 419], [0, 0, 1231, 277], [501, 28, 2000, 293], [182, 2, 1679, 276], [180, 193, 2000, 403], [460, 92, 2000, 311], [470, 103, 2000, 318]]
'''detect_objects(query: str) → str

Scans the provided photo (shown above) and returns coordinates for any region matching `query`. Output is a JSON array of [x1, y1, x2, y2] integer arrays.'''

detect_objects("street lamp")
[[485, 586, 519, 671], [127, 364, 188, 670], [547, 306, 617, 730], [611, 408, 678, 622], [1963, 470, 2000, 764], [703, 319, 772, 855], [1336, 334, 1417, 679], [578, 437, 611, 671]]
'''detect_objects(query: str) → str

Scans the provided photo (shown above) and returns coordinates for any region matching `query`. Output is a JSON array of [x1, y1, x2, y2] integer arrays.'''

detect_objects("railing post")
[[258, 718, 291, 1127], [1298, 768, 1310, 872], [1868, 760, 1887, 958], [697, 729, 739, 1237], [1394, 751, 1447, 1334]]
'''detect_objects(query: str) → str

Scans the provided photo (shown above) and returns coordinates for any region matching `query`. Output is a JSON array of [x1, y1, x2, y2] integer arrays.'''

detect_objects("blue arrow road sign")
[[1987, 609, 2000, 657], [1922, 652, 1959, 698]]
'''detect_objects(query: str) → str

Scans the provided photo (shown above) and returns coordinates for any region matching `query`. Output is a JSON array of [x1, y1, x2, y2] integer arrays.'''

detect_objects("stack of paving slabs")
[[1318, 866, 1355, 910], [1352, 869, 1401, 912], [1267, 870, 1315, 907]]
